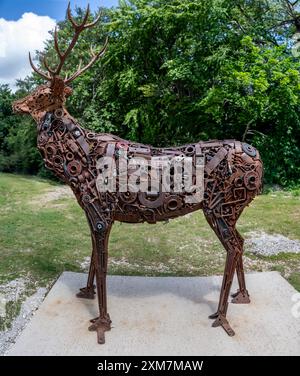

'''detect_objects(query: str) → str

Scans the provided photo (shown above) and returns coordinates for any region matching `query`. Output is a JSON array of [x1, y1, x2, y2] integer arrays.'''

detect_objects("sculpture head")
[[13, 2, 108, 121], [12, 80, 73, 120]]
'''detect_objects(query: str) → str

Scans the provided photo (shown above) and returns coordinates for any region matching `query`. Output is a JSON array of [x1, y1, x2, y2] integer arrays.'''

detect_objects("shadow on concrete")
[[64, 273, 230, 319]]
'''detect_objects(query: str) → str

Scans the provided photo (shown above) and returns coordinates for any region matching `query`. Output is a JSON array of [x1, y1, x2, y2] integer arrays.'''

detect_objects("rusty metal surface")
[[12, 4, 263, 344]]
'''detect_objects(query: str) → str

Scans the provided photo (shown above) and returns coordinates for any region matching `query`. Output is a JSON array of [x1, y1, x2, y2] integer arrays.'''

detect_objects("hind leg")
[[76, 249, 96, 299], [231, 257, 250, 303], [77, 212, 97, 299], [204, 212, 243, 336], [231, 231, 250, 304]]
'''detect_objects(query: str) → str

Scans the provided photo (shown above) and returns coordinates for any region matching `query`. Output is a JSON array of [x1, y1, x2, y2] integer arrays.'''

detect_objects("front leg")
[[77, 211, 97, 299], [88, 224, 112, 344], [77, 195, 115, 343]]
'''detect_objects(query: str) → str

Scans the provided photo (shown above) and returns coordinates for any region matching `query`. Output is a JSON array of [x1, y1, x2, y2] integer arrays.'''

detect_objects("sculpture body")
[[13, 4, 263, 344]]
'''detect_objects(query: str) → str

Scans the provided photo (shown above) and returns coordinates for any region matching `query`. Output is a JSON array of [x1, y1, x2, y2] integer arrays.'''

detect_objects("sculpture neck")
[[33, 105, 74, 124]]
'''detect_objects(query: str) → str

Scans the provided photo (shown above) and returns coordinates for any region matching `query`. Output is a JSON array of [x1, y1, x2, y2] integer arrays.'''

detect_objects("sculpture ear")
[[64, 86, 73, 97]]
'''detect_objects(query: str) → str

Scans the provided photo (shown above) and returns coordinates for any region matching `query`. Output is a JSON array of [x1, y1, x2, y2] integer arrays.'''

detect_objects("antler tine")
[[83, 10, 102, 29], [67, 1, 79, 29], [90, 45, 95, 57], [77, 59, 83, 73], [80, 4, 90, 28], [29, 52, 51, 81], [65, 37, 108, 84], [42, 54, 57, 75], [63, 59, 83, 81], [54, 27, 63, 58], [67, 2, 91, 31]]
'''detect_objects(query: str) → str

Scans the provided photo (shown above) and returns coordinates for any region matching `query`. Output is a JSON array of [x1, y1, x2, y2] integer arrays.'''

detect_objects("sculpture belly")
[[102, 141, 205, 224], [114, 192, 203, 224]]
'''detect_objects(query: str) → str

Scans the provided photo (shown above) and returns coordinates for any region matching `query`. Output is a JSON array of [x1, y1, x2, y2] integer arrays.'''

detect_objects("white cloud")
[[0, 13, 56, 90]]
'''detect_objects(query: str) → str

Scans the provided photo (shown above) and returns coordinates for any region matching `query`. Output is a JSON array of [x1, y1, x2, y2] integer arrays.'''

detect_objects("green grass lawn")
[[1, 172, 300, 293]]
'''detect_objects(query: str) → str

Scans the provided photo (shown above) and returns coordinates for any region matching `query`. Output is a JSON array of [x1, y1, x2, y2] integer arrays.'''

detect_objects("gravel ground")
[[0, 280, 47, 355], [79, 256, 91, 272], [0, 278, 27, 302], [28, 185, 73, 208], [245, 232, 300, 256]]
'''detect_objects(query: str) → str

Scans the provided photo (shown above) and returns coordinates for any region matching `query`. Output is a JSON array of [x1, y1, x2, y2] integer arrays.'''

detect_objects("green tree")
[[0, 85, 44, 175]]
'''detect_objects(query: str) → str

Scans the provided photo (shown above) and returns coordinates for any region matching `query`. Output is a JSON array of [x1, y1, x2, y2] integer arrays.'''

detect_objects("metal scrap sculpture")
[[13, 4, 263, 344]]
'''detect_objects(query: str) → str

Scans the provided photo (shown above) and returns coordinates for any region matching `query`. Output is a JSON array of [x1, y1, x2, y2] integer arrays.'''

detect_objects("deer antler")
[[28, 2, 108, 84], [65, 38, 108, 83], [29, 52, 52, 81]]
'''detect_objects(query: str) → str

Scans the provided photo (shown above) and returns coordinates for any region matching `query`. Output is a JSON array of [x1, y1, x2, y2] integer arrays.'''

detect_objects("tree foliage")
[[0, 84, 51, 177], [1, 0, 300, 186]]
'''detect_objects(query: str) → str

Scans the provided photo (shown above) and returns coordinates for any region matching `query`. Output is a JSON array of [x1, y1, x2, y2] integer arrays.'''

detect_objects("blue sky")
[[0, 0, 119, 21]]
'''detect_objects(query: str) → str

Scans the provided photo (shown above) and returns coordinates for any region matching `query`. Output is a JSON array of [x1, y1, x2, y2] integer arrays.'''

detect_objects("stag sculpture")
[[13, 4, 263, 344]]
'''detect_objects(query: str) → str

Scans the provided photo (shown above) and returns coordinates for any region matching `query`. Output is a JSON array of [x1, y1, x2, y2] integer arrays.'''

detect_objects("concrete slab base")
[[6, 272, 300, 356]]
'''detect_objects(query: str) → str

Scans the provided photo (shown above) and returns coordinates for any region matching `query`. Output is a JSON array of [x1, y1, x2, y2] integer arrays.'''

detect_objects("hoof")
[[208, 312, 219, 319], [76, 286, 96, 299], [212, 314, 235, 336], [231, 290, 250, 304], [88, 315, 112, 345]]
